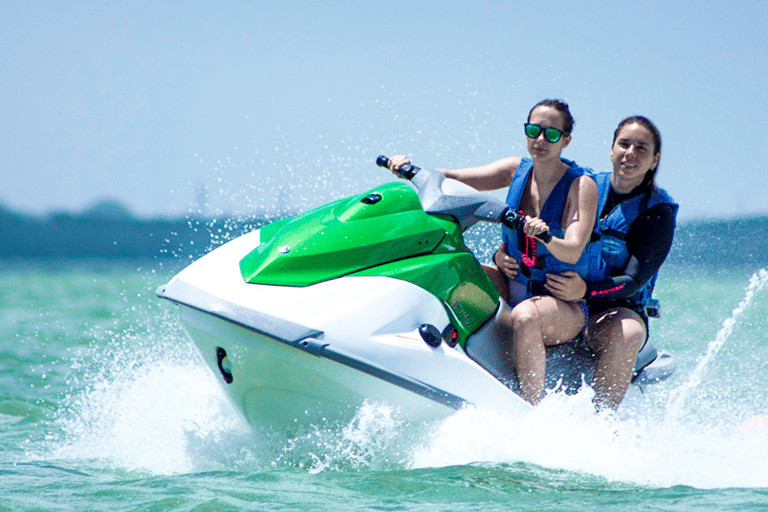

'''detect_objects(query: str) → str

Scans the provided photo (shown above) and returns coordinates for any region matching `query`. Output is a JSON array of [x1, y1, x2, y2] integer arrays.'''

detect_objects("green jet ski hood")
[[240, 182, 459, 287]]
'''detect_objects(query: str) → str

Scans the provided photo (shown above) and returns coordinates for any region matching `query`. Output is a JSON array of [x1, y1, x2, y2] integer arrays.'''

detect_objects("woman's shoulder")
[[561, 158, 595, 176], [650, 185, 677, 207], [494, 156, 527, 180], [497, 155, 526, 169], [568, 171, 598, 198], [644, 201, 678, 223]]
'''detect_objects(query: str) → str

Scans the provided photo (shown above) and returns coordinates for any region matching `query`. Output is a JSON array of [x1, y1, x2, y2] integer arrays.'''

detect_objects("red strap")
[[519, 210, 537, 268], [521, 234, 536, 267], [590, 284, 626, 297]]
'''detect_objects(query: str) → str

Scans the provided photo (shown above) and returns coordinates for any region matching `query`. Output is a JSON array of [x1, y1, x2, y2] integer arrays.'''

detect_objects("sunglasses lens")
[[524, 123, 541, 139], [543, 128, 562, 143], [525, 123, 563, 143]]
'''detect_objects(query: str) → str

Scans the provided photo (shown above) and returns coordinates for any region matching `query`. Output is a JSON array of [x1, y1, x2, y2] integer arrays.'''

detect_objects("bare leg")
[[508, 296, 587, 405], [587, 308, 646, 411]]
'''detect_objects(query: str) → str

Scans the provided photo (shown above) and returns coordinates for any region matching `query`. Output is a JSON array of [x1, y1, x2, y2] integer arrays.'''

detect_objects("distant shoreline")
[[2, 201, 766, 269], [0, 200, 273, 260]]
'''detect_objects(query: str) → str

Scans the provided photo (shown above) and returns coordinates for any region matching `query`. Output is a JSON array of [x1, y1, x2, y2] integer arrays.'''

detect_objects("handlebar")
[[376, 155, 552, 243]]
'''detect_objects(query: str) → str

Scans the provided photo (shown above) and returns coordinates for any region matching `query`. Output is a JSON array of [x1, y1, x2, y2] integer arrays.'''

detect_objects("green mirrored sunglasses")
[[524, 123, 565, 143]]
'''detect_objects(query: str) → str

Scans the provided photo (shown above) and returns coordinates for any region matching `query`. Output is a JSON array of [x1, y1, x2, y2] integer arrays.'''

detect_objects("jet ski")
[[156, 156, 675, 433]]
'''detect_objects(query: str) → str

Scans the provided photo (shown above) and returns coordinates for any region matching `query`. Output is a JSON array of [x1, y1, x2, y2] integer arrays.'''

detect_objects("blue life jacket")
[[591, 171, 678, 307], [502, 158, 601, 300]]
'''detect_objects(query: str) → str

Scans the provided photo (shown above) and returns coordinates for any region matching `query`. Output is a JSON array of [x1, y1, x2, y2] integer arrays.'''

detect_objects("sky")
[[2, 1, 767, 221]]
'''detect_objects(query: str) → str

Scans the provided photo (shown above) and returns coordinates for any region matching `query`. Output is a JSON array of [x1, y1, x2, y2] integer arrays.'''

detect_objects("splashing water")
[[664, 267, 768, 425], [39, 313, 262, 475], [274, 401, 413, 474], [30, 253, 768, 489], [410, 386, 768, 489], [408, 268, 768, 489]]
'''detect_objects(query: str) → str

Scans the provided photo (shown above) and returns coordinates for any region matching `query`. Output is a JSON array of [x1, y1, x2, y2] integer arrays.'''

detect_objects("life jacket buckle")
[[527, 280, 546, 297]]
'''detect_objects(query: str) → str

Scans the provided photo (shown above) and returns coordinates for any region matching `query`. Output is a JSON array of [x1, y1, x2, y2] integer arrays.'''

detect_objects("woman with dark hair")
[[388, 99, 598, 405], [545, 115, 678, 410]]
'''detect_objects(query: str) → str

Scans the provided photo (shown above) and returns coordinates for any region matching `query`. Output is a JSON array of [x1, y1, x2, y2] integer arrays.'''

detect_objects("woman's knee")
[[622, 320, 647, 353], [509, 301, 540, 331]]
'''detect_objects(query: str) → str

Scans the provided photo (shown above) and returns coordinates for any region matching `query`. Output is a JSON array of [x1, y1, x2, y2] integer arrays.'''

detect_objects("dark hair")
[[613, 115, 662, 212], [528, 99, 575, 135]]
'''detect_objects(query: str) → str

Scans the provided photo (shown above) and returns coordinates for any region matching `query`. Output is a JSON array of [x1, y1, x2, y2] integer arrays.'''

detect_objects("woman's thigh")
[[517, 295, 587, 346], [587, 307, 646, 354]]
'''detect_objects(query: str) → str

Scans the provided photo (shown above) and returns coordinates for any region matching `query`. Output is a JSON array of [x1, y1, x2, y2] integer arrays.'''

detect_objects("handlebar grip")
[[376, 155, 419, 180], [501, 208, 552, 243]]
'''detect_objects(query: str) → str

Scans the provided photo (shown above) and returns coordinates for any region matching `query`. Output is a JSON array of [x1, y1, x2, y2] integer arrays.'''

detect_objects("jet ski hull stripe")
[[320, 345, 468, 410]]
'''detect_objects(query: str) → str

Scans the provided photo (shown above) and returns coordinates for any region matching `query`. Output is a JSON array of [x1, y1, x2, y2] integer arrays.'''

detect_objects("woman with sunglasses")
[[545, 116, 678, 411], [387, 99, 599, 405]]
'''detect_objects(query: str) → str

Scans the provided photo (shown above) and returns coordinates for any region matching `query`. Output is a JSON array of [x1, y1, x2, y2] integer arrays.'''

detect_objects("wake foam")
[[410, 387, 768, 489]]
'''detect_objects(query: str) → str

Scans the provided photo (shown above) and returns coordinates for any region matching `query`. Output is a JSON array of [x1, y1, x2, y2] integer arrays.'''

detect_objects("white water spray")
[[665, 267, 768, 424]]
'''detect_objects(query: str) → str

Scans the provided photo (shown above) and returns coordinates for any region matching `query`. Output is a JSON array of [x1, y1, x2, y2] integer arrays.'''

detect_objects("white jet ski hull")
[[159, 229, 532, 433]]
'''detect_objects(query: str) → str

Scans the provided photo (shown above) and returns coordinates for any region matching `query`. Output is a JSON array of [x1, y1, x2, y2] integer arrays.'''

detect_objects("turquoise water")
[[2, 256, 768, 511]]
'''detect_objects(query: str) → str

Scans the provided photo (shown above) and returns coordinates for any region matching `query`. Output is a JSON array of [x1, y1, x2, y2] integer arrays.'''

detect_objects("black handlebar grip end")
[[376, 155, 389, 168]]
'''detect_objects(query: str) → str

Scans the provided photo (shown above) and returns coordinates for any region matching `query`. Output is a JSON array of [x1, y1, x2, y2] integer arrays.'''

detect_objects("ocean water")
[[2, 252, 768, 511]]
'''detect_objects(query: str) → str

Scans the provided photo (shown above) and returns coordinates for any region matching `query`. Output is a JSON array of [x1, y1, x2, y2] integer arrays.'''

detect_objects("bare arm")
[[440, 157, 522, 191], [387, 155, 521, 192], [524, 175, 597, 265]]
